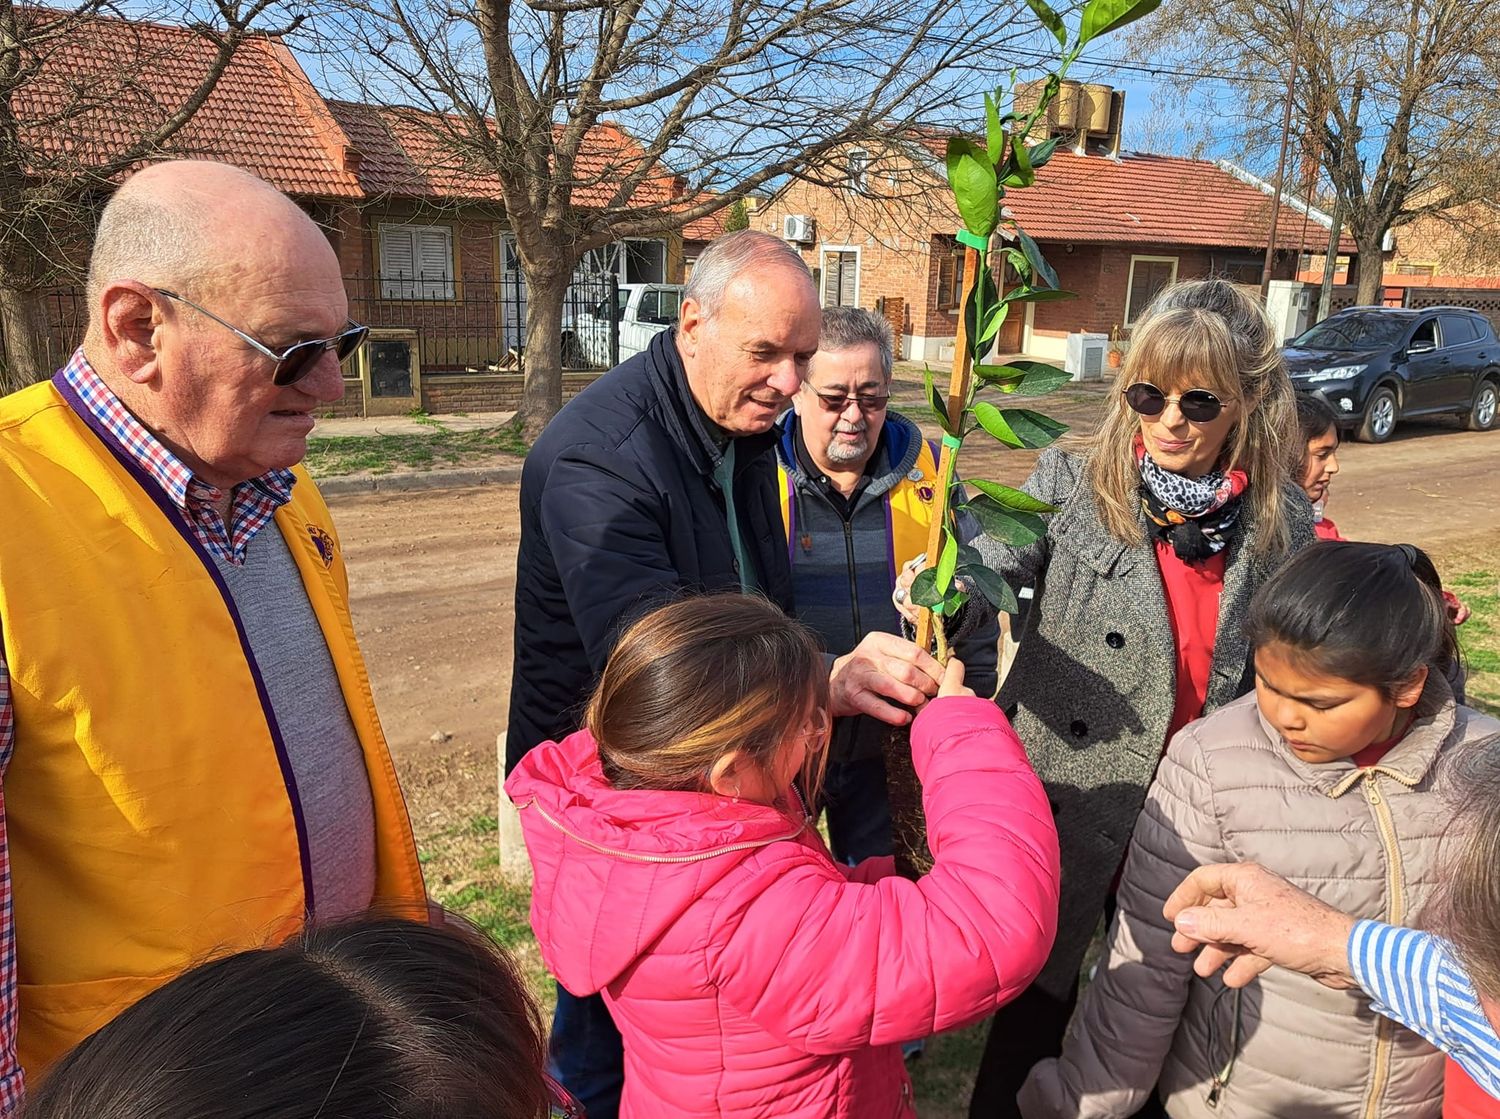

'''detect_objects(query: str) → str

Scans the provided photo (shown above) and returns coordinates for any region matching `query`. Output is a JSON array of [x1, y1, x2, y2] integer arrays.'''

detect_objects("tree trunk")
[[0, 283, 55, 395], [515, 259, 570, 441], [1351, 225, 1387, 307], [882, 720, 932, 880]]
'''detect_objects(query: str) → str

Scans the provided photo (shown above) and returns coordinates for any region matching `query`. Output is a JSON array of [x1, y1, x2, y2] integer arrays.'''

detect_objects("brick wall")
[[420, 371, 601, 413], [758, 147, 956, 357]]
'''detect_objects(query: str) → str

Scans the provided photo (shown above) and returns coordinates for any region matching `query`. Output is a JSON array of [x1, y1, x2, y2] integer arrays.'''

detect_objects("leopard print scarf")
[[1136, 439, 1248, 562]]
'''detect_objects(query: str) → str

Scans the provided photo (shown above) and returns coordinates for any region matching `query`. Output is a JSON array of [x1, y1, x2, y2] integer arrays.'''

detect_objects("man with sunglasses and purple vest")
[[775, 306, 999, 868], [0, 160, 428, 1110]]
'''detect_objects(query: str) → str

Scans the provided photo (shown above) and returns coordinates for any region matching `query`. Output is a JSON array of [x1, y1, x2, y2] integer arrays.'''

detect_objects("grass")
[[1451, 568, 1500, 716], [303, 420, 527, 477], [419, 566, 1500, 1118]]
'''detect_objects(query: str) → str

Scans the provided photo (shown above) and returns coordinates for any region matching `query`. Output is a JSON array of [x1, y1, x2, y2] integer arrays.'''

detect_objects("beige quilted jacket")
[[1020, 676, 1500, 1119]]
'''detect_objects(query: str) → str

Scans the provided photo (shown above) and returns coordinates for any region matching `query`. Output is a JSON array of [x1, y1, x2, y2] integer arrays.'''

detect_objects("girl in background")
[[1295, 393, 1343, 539]]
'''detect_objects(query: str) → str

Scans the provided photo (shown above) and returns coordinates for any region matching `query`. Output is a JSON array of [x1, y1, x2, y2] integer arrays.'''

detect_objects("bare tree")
[[1129, 0, 1500, 306], [0, 0, 301, 393], [315, 0, 1041, 435]]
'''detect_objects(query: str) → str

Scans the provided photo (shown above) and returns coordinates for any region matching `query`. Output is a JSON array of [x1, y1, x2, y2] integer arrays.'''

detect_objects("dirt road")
[[333, 415, 1500, 835]]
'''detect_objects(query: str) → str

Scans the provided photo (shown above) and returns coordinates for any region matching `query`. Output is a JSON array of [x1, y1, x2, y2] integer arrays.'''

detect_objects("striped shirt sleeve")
[[1349, 920, 1500, 1099]]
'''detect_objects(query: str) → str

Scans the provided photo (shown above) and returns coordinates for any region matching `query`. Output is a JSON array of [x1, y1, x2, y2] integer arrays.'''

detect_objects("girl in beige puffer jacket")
[[1021, 541, 1500, 1119]]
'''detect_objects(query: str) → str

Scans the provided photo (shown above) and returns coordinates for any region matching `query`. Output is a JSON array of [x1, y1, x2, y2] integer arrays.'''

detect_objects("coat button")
[[1106, 632, 1125, 649], [1070, 720, 1088, 738]]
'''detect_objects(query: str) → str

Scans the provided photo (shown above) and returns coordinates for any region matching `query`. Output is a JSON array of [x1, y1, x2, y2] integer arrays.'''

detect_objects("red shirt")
[[1447, 1057, 1500, 1118], [1155, 542, 1228, 745], [1313, 516, 1344, 541]]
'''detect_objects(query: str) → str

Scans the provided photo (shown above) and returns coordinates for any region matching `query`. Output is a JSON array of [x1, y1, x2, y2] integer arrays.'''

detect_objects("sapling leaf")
[[1016, 227, 1059, 289], [973, 401, 1023, 448], [1023, 0, 1067, 47], [1079, 0, 1164, 45], [924, 366, 954, 433], [999, 408, 1069, 448], [958, 563, 1020, 614], [1027, 134, 1065, 170], [910, 567, 943, 608], [1002, 286, 1077, 304], [935, 531, 958, 594], [966, 479, 1059, 513], [963, 496, 1048, 545], [1005, 360, 1074, 397], [946, 139, 998, 237], [984, 92, 1005, 166], [1001, 136, 1035, 189]]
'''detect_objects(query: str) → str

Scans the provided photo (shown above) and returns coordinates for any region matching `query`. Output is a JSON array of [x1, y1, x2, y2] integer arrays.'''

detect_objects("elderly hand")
[[1164, 862, 1358, 990], [829, 631, 943, 724]]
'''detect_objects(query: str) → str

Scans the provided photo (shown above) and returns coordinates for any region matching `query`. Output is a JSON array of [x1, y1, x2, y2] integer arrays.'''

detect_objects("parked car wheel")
[[1358, 386, 1399, 443], [1467, 378, 1499, 432]]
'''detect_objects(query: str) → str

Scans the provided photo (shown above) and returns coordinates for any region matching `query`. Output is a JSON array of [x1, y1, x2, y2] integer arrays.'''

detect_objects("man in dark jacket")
[[775, 306, 999, 865], [506, 230, 944, 1118]]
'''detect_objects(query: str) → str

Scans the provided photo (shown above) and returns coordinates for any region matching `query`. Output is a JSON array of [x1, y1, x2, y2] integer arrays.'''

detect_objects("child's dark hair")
[[1295, 392, 1339, 449], [21, 914, 551, 1119], [1246, 541, 1457, 696], [588, 593, 830, 803]]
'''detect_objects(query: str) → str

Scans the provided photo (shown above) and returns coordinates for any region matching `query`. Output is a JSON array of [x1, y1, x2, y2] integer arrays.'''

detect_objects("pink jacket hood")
[[506, 729, 814, 994]]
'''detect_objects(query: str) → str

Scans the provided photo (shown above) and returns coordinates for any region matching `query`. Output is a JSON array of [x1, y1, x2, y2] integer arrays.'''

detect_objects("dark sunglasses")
[[812, 389, 889, 414], [1124, 382, 1229, 424], [153, 288, 369, 387]]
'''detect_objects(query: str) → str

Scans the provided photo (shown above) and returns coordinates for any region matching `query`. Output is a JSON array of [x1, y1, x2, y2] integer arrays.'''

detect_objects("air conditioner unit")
[[1064, 331, 1108, 381], [783, 214, 815, 243]]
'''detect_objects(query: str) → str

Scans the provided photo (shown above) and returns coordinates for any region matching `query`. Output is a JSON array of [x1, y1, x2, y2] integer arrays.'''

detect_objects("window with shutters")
[[378, 224, 455, 301], [820, 247, 859, 307], [1124, 255, 1178, 326], [934, 235, 964, 311]]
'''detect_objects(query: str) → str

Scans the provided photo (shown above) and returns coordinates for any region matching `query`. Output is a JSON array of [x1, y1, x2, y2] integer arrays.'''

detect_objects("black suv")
[[1284, 306, 1500, 442]]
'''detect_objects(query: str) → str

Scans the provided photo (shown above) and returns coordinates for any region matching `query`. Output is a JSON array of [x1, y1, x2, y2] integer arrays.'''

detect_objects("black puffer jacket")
[[505, 329, 794, 772]]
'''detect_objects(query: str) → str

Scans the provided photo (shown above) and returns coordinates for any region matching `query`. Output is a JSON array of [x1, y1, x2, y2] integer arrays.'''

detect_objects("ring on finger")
[[894, 586, 908, 604]]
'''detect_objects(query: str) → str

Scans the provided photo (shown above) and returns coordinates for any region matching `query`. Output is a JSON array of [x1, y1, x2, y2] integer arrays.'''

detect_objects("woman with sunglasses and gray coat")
[[958, 279, 1316, 1116]]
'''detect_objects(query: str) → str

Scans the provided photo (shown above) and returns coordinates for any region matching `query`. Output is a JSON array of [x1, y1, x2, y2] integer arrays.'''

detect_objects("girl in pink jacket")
[[506, 593, 1061, 1119]]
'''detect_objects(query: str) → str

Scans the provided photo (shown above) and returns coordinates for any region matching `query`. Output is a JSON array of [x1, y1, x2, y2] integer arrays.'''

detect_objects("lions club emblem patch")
[[307, 525, 336, 568], [917, 484, 935, 504]]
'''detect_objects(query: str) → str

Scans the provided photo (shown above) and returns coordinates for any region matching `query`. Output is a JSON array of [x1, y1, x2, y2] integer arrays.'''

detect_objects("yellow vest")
[[777, 436, 940, 574], [0, 379, 426, 1077]]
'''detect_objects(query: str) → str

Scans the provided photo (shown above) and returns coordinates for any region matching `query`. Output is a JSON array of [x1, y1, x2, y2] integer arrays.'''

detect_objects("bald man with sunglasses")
[[0, 160, 427, 1107]]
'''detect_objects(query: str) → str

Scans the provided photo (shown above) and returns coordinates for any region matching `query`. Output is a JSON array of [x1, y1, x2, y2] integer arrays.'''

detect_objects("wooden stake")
[[916, 241, 982, 654]]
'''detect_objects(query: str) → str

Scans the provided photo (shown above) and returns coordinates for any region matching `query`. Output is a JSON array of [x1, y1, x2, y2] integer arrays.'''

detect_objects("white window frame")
[[1124, 255, 1179, 327], [819, 244, 862, 309], [378, 223, 455, 301]]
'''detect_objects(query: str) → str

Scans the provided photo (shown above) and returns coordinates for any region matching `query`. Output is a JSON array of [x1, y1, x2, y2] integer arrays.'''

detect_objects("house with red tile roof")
[[18, 11, 697, 414], [759, 105, 1354, 365]]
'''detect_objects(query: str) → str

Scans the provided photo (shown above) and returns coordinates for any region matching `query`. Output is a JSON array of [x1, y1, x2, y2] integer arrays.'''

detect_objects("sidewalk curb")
[[317, 462, 524, 496]]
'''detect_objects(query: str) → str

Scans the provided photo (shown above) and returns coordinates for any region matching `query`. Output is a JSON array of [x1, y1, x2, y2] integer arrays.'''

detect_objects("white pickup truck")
[[568, 283, 685, 368]]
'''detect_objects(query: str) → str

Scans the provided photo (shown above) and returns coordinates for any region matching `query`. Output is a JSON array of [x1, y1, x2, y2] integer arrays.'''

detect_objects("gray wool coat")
[[975, 447, 1316, 997]]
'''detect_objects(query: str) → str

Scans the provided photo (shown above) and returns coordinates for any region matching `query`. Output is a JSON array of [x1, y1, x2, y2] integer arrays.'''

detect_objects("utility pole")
[[1317, 196, 1342, 322], [1260, 0, 1308, 297]]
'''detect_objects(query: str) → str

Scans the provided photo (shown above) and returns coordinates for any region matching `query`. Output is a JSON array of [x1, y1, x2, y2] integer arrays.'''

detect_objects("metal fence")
[[344, 272, 620, 374], [1323, 284, 1500, 334], [27, 273, 622, 377]]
